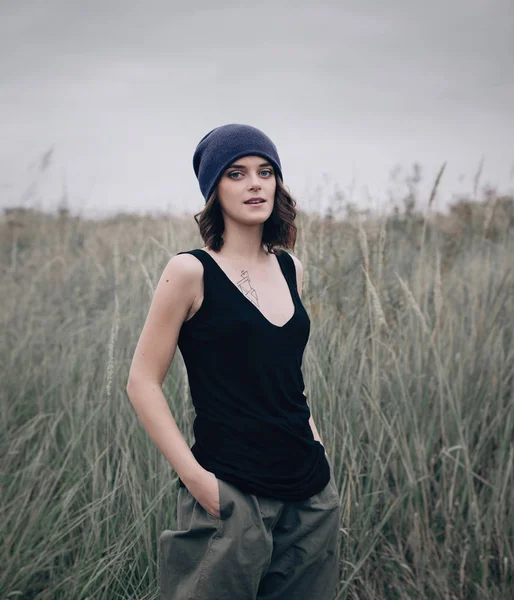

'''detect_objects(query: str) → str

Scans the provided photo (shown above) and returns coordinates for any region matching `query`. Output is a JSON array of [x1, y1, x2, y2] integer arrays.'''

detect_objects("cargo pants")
[[159, 468, 341, 600]]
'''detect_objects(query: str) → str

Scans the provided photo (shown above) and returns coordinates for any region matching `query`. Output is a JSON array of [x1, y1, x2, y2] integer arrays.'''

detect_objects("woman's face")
[[216, 155, 277, 224]]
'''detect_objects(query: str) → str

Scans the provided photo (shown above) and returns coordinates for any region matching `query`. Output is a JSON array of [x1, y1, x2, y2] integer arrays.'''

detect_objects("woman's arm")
[[126, 254, 236, 518], [290, 253, 329, 459], [126, 254, 206, 487]]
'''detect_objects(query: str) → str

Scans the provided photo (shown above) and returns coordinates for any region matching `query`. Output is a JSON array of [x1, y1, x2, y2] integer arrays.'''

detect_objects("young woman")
[[126, 123, 341, 599]]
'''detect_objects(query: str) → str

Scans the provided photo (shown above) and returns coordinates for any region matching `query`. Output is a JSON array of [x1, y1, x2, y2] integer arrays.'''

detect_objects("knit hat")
[[193, 123, 283, 202]]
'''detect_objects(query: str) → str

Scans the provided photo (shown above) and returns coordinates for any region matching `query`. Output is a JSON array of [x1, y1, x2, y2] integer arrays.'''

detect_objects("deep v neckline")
[[198, 249, 297, 329]]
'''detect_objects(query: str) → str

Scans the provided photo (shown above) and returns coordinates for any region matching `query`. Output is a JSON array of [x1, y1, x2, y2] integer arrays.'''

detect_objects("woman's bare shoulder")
[[167, 251, 204, 276]]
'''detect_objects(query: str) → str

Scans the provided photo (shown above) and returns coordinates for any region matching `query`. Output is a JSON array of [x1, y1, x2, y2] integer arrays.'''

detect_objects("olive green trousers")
[[159, 470, 341, 600]]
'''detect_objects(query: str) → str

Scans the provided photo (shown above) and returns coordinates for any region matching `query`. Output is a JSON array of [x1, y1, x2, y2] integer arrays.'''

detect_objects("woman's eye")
[[228, 169, 273, 179]]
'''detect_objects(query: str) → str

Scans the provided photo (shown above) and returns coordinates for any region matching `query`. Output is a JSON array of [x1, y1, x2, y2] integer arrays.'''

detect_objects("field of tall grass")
[[2, 180, 513, 599]]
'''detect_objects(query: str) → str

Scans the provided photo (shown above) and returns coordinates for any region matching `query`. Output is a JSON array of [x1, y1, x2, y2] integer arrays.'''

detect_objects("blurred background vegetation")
[[1, 167, 513, 599]]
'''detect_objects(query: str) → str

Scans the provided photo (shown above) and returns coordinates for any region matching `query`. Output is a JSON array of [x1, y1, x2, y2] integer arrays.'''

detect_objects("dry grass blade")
[[473, 156, 485, 198], [483, 193, 499, 238], [394, 271, 430, 334], [106, 289, 120, 399], [434, 248, 442, 322], [377, 216, 387, 289], [357, 217, 370, 275], [139, 260, 155, 297], [362, 266, 388, 330], [428, 162, 446, 209]]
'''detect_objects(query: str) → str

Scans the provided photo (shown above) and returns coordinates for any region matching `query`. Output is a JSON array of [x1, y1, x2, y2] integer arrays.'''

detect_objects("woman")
[[126, 123, 341, 599]]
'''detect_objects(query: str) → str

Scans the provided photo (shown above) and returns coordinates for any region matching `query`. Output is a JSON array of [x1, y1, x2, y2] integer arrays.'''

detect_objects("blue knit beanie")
[[193, 123, 283, 202]]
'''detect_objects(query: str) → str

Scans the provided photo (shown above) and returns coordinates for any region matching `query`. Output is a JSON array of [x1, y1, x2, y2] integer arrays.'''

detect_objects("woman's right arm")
[[125, 255, 219, 515]]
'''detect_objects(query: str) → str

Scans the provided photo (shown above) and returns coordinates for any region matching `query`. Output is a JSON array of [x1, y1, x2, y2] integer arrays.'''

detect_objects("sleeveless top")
[[174, 248, 330, 501]]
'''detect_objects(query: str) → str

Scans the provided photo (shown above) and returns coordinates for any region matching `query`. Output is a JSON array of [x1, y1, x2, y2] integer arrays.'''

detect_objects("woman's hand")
[[187, 469, 221, 519]]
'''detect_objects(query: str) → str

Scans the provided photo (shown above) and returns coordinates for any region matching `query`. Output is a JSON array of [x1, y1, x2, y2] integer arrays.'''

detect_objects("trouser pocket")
[[160, 482, 224, 599], [177, 476, 229, 528], [207, 476, 226, 521], [159, 478, 267, 599]]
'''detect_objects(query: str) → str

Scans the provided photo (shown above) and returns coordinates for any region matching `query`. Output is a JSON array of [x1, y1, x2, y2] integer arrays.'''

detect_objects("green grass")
[[1, 189, 513, 599]]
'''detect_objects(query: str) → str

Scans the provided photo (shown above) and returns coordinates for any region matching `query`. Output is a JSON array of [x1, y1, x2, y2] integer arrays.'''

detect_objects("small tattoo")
[[236, 269, 260, 307]]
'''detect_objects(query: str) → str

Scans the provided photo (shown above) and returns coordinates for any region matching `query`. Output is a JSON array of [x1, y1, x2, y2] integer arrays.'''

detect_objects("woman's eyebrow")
[[227, 162, 272, 169]]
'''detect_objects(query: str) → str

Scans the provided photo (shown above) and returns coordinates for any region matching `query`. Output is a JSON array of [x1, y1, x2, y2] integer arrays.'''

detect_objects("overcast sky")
[[1, 0, 513, 219]]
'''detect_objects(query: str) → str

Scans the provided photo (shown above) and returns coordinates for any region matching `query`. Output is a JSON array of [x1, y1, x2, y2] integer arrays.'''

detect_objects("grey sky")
[[1, 0, 513, 218]]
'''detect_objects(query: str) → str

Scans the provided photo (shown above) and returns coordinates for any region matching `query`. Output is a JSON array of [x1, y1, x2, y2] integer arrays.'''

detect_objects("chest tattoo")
[[236, 269, 260, 307]]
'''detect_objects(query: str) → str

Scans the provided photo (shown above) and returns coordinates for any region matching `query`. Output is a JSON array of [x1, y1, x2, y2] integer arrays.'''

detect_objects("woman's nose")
[[249, 173, 261, 189]]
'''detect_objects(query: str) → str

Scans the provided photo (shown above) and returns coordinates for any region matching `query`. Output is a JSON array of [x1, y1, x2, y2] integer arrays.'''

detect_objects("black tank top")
[[175, 248, 330, 501]]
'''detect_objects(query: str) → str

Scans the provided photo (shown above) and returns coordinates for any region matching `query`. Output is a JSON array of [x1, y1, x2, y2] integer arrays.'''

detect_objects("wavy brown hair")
[[193, 175, 297, 255]]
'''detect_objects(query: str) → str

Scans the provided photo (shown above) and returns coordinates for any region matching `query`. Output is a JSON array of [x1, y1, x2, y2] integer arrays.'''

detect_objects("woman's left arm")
[[290, 253, 329, 460]]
